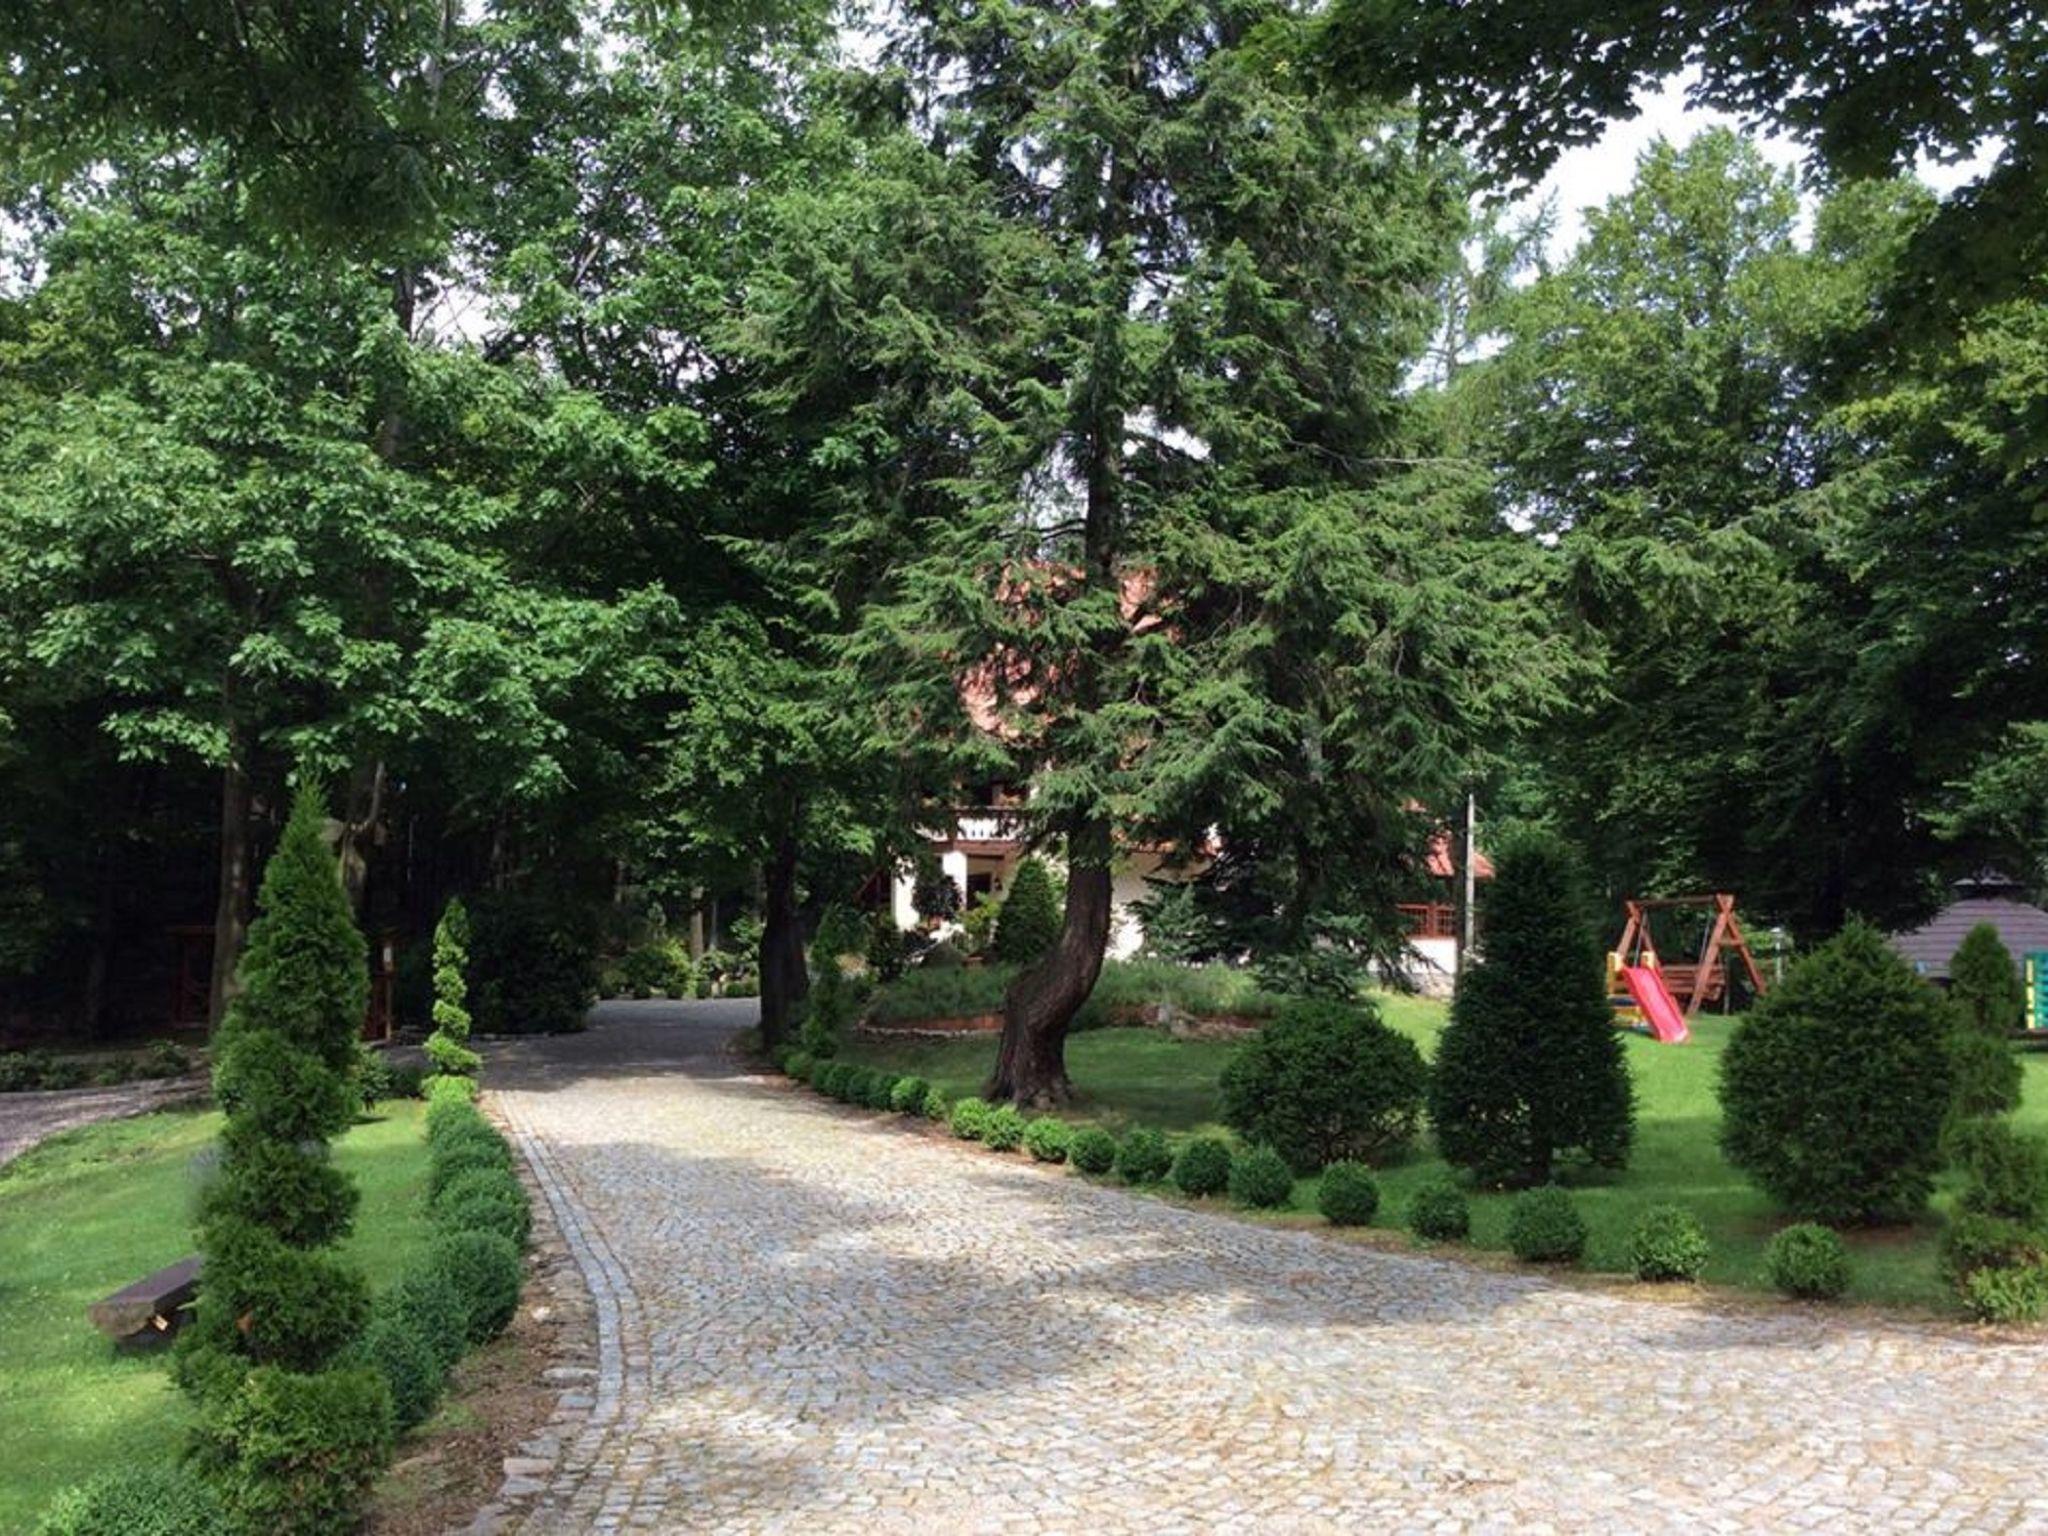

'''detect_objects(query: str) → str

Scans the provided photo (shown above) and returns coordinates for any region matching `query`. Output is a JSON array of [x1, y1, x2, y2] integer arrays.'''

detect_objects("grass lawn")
[[842, 996, 2048, 1315], [0, 1101, 433, 1535]]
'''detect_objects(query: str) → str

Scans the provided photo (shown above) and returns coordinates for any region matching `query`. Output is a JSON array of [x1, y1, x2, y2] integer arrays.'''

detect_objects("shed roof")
[[1888, 896, 2048, 980]]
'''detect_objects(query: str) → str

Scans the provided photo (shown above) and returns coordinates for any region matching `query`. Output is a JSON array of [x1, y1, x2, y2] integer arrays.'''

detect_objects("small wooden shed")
[[1887, 872, 2048, 982]]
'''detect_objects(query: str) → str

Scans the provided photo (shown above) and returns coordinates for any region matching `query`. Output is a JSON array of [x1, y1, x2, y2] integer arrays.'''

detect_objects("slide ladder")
[[1619, 964, 1690, 1044]]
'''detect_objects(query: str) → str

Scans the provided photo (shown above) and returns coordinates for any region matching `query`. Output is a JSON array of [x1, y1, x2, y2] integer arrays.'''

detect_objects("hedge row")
[[38, 1076, 530, 1536]]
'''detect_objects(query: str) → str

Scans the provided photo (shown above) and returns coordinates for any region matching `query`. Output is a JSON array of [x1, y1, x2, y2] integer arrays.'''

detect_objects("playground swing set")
[[1607, 893, 1769, 1044]]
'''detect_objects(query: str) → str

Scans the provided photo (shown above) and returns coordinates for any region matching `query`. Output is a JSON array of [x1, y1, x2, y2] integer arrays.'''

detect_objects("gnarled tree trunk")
[[757, 834, 809, 1050], [990, 822, 1112, 1106], [207, 723, 254, 1031]]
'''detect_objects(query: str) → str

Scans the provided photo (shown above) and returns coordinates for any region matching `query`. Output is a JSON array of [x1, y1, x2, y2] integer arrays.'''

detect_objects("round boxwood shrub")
[[1218, 997, 1427, 1173], [1068, 1125, 1118, 1175], [1627, 1204, 1711, 1282], [923, 1090, 951, 1123], [212, 1364, 394, 1536], [1506, 1186, 1586, 1263], [353, 1295, 445, 1431], [1763, 1223, 1851, 1300], [387, 1266, 469, 1370], [1116, 1127, 1173, 1185], [35, 1465, 225, 1536], [1406, 1177, 1471, 1242], [1720, 921, 1952, 1224], [1024, 1116, 1072, 1163], [785, 1049, 815, 1083], [891, 1076, 932, 1116], [434, 1167, 532, 1249], [982, 1105, 1027, 1151], [431, 1229, 522, 1344], [864, 1071, 903, 1111], [1171, 1137, 1233, 1198], [1316, 1162, 1380, 1226], [950, 1097, 994, 1142], [1229, 1146, 1295, 1209]]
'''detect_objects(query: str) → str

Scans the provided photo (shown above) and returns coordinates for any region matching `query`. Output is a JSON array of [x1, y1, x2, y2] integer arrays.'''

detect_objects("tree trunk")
[[990, 822, 1113, 1107], [758, 835, 809, 1050], [207, 730, 255, 1032]]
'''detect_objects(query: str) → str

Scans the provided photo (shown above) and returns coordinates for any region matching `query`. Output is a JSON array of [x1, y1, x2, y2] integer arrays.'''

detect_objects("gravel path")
[[0, 1074, 209, 1168], [485, 1000, 2048, 1534]]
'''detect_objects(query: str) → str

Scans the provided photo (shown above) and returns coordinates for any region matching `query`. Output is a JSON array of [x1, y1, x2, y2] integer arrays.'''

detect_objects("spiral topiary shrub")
[[1506, 1186, 1586, 1263], [891, 1075, 932, 1116], [1720, 922, 1952, 1223], [1229, 1146, 1295, 1209], [1218, 997, 1427, 1173], [1069, 1126, 1118, 1174], [1627, 1205, 1711, 1282], [432, 1230, 522, 1344], [423, 898, 481, 1079], [1171, 1137, 1233, 1197], [210, 1365, 394, 1536], [950, 1097, 994, 1142], [982, 1105, 1027, 1151], [1316, 1162, 1380, 1226], [1406, 1177, 1471, 1242], [422, 1072, 478, 1107], [1116, 1127, 1173, 1185], [1024, 1116, 1072, 1163], [1762, 1223, 1851, 1300], [34, 1466, 225, 1536]]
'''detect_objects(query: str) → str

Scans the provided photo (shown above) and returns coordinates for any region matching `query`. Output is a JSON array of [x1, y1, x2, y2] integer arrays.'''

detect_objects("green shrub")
[[1430, 829, 1633, 1187], [1170, 1137, 1232, 1197], [425, 1095, 486, 1143], [353, 1295, 445, 1431], [428, 1134, 514, 1202], [950, 1097, 994, 1142], [424, 899, 482, 1078], [34, 1466, 225, 1536], [1939, 1212, 2047, 1292], [1720, 922, 1953, 1223], [1024, 1116, 1072, 1163], [1505, 1186, 1586, 1263], [817, 1062, 852, 1100], [868, 964, 1013, 1024], [785, 1049, 816, 1084], [211, 1365, 394, 1536], [890, 1075, 931, 1115], [468, 888, 600, 1035], [431, 1230, 522, 1344], [386, 1267, 469, 1371], [1116, 1127, 1173, 1185], [422, 1072, 478, 1107], [923, 1090, 952, 1123], [982, 1105, 1027, 1151], [1960, 1262, 2048, 1324], [1219, 998, 1427, 1172], [1949, 922, 2024, 1060], [1068, 1126, 1118, 1174], [991, 858, 1062, 964], [798, 925, 867, 1059], [1627, 1205, 1711, 1282], [177, 1219, 370, 1377], [867, 1071, 905, 1111], [1229, 1146, 1295, 1209], [1951, 1118, 2048, 1224], [433, 1167, 532, 1248], [615, 937, 695, 998], [1315, 1162, 1380, 1226], [1405, 1178, 1471, 1242], [1762, 1224, 1851, 1300], [1948, 1025, 2023, 1125]]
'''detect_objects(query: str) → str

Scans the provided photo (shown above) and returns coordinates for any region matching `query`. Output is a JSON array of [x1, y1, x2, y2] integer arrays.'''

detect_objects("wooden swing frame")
[[1614, 893, 1769, 1019]]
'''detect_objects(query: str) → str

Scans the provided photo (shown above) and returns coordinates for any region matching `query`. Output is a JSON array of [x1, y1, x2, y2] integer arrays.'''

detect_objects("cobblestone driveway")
[[488, 1001, 2048, 1534]]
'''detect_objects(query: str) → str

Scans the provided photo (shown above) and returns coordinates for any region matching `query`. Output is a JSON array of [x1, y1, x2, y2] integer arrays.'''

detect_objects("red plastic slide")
[[1620, 965, 1690, 1044]]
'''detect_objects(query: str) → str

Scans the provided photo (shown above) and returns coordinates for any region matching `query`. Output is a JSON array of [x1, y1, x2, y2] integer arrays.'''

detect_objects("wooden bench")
[[88, 1255, 202, 1348]]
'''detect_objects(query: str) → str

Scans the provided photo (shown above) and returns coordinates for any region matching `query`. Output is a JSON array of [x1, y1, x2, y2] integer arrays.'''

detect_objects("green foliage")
[[386, 1268, 469, 1373], [785, 1050, 816, 1084], [798, 928, 868, 1059], [1405, 1178, 1472, 1242], [1229, 1147, 1296, 1210], [890, 1075, 931, 1115], [1430, 829, 1633, 1186], [1762, 1224, 1852, 1300], [431, 1230, 523, 1345], [1960, 1263, 2048, 1326], [1024, 1117, 1072, 1163], [433, 1166, 533, 1249], [862, 1071, 902, 1111], [1170, 1137, 1233, 1198], [468, 891, 599, 1036], [1506, 1187, 1587, 1264], [424, 898, 480, 1078], [1949, 1027, 2025, 1124], [1068, 1126, 1118, 1175], [1941, 1119, 2048, 1320], [981, 1105, 1027, 1152], [179, 1218, 373, 1379], [352, 1296, 445, 1432], [1719, 923, 1953, 1222], [1948, 925, 2024, 1120], [34, 1466, 225, 1536], [1627, 1205, 1711, 1282], [1219, 998, 1427, 1172], [1115, 1128, 1174, 1186], [1951, 1119, 2048, 1225], [1316, 1162, 1381, 1226], [949, 1098, 994, 1142], [991, 859, 1061, 965], [609, 939, 696, 999], [210, 1366, 394, 1536], [923, 1090, 952, 1124], [423, 1073, 478, 1107], [817, 1062, 854, 1101]]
